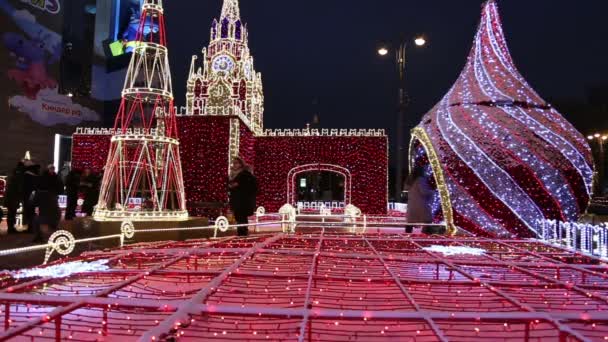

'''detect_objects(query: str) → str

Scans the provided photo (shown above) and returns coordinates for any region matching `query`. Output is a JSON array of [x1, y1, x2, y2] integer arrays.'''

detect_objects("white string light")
[[9, 259, 110, 279]]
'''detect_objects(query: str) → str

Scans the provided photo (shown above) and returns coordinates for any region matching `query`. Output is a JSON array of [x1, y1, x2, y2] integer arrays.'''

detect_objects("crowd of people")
[[0, 155, 263, 240], [0, 156, 430, 240], [2, 160, 100, 242]]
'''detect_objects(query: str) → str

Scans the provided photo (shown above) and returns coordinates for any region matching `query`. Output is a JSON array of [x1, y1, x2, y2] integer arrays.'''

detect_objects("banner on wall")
[[0, 0, 101, 172]]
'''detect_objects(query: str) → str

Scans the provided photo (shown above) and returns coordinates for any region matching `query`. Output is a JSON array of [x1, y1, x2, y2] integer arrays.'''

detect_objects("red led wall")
[[177, 116, 230, 217], [71, 134, 111, 173], [255, 136, 388, 215], [239, 121, 256, 168]]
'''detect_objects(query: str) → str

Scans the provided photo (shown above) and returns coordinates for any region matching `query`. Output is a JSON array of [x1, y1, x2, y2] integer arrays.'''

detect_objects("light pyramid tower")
[[94, 0, 188, 221], [410, 0, 593, 238]]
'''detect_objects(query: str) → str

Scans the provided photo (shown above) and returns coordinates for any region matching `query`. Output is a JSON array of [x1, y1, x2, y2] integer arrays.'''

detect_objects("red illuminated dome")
[[410, 0, 593, 238]]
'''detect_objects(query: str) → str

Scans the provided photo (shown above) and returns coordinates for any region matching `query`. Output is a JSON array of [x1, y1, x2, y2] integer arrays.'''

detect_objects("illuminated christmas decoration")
[[423, 245, 486, 256], [173, 0, 388, 216], [10, 260, 110, 279], [71, 130, 110, 172], [1, 232, 607, 340], [72, 0, 389, 218], [410, 0, 593, 238], [94, 0, 188, 221], [539, 220, 608, 259], [255, 134, 388, 214], [185, 0, 264, 137]]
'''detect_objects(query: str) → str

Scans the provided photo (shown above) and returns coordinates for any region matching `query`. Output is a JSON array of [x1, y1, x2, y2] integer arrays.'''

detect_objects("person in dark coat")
[[80, 169, 99, 216], [228, 157, 257, 236], [405, 166, 434, 233], [4, 161, 25, 233], [31, 166, 62, 242], [64, 169, 81, 220], [44, 165, 64, 196], [22, 162, 40, 231]]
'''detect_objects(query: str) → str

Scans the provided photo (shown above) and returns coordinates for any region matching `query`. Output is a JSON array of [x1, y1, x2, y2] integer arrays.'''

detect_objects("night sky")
[[164, 0, 608, 155]]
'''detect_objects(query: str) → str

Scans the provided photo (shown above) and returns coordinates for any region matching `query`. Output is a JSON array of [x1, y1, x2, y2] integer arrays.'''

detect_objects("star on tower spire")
[[221, 0, 240, 20]]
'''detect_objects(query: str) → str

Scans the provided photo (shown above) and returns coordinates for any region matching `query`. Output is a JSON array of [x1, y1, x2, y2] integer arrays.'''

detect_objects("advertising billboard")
[[0, 0, 102, 173]]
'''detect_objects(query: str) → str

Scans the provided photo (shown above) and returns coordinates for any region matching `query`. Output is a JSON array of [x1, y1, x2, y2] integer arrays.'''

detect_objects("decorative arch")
[[409, 127, 455, 235], [287, 163, 352, 205]]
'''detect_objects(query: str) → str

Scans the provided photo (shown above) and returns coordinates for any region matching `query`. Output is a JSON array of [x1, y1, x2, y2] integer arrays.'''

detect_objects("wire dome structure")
[[1, 231, 608, 341]]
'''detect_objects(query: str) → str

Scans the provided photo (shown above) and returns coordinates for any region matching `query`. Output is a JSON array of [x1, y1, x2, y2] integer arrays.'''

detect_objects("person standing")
[[44, 165, 64, 196], [4, 161, 25, 234], [80, 169, 97, 217], [59, 162, 71, 186], [22, 161, 40, 231], [31, 165, 62, 242], [64, 169, 81, 220], [228, 157, 257, 236], [405, 166, 434, 233]]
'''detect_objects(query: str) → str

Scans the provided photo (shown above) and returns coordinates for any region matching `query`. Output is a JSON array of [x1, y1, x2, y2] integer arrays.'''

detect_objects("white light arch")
[[287, 163, 352, 205]]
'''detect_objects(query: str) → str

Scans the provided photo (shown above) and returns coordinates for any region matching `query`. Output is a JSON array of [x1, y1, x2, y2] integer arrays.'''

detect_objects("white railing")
[[74, 127, 159, 136], [175, 103, 259, 134], [0, 205, 446, 267], [262, 128, 386, 137], [538, 220, 608, 260], [296, 201, 345, 211], [388, 202, 407, 213]]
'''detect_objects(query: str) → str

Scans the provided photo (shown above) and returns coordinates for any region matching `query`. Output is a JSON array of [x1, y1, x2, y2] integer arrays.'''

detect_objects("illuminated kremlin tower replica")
[[186, 0, 264, 135], [94, 0, 188, 221]]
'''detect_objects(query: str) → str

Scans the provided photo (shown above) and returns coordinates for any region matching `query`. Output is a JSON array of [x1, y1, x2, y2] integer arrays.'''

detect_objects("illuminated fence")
[[538, 220, 608, 260], [296, 201, 345, 211], [388, 202, 408, 213], [0, 205, 431, 266]]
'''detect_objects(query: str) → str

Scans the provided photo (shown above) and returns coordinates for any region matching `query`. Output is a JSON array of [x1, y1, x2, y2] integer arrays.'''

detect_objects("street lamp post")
[[587, 133, 608, 196], [378, 36, 426, 201]]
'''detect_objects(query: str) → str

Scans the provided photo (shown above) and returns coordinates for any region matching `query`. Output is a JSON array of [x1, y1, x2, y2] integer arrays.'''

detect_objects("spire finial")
[[221, 0, 240, 20], [143, 0, 164, 12]]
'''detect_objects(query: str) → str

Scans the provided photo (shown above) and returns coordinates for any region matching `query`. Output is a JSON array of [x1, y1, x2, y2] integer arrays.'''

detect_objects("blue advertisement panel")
[[0, 0, 101, 173]]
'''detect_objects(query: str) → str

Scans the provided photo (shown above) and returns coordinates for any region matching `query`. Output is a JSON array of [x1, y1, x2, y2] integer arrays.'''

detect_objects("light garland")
[[539, 219, 608, 259], [410, 127, 455, 235], [422, 245, 486, 256], [9, 259, 110, 279], [228, 118, 240, 173], [409, 0, 593, 238]]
